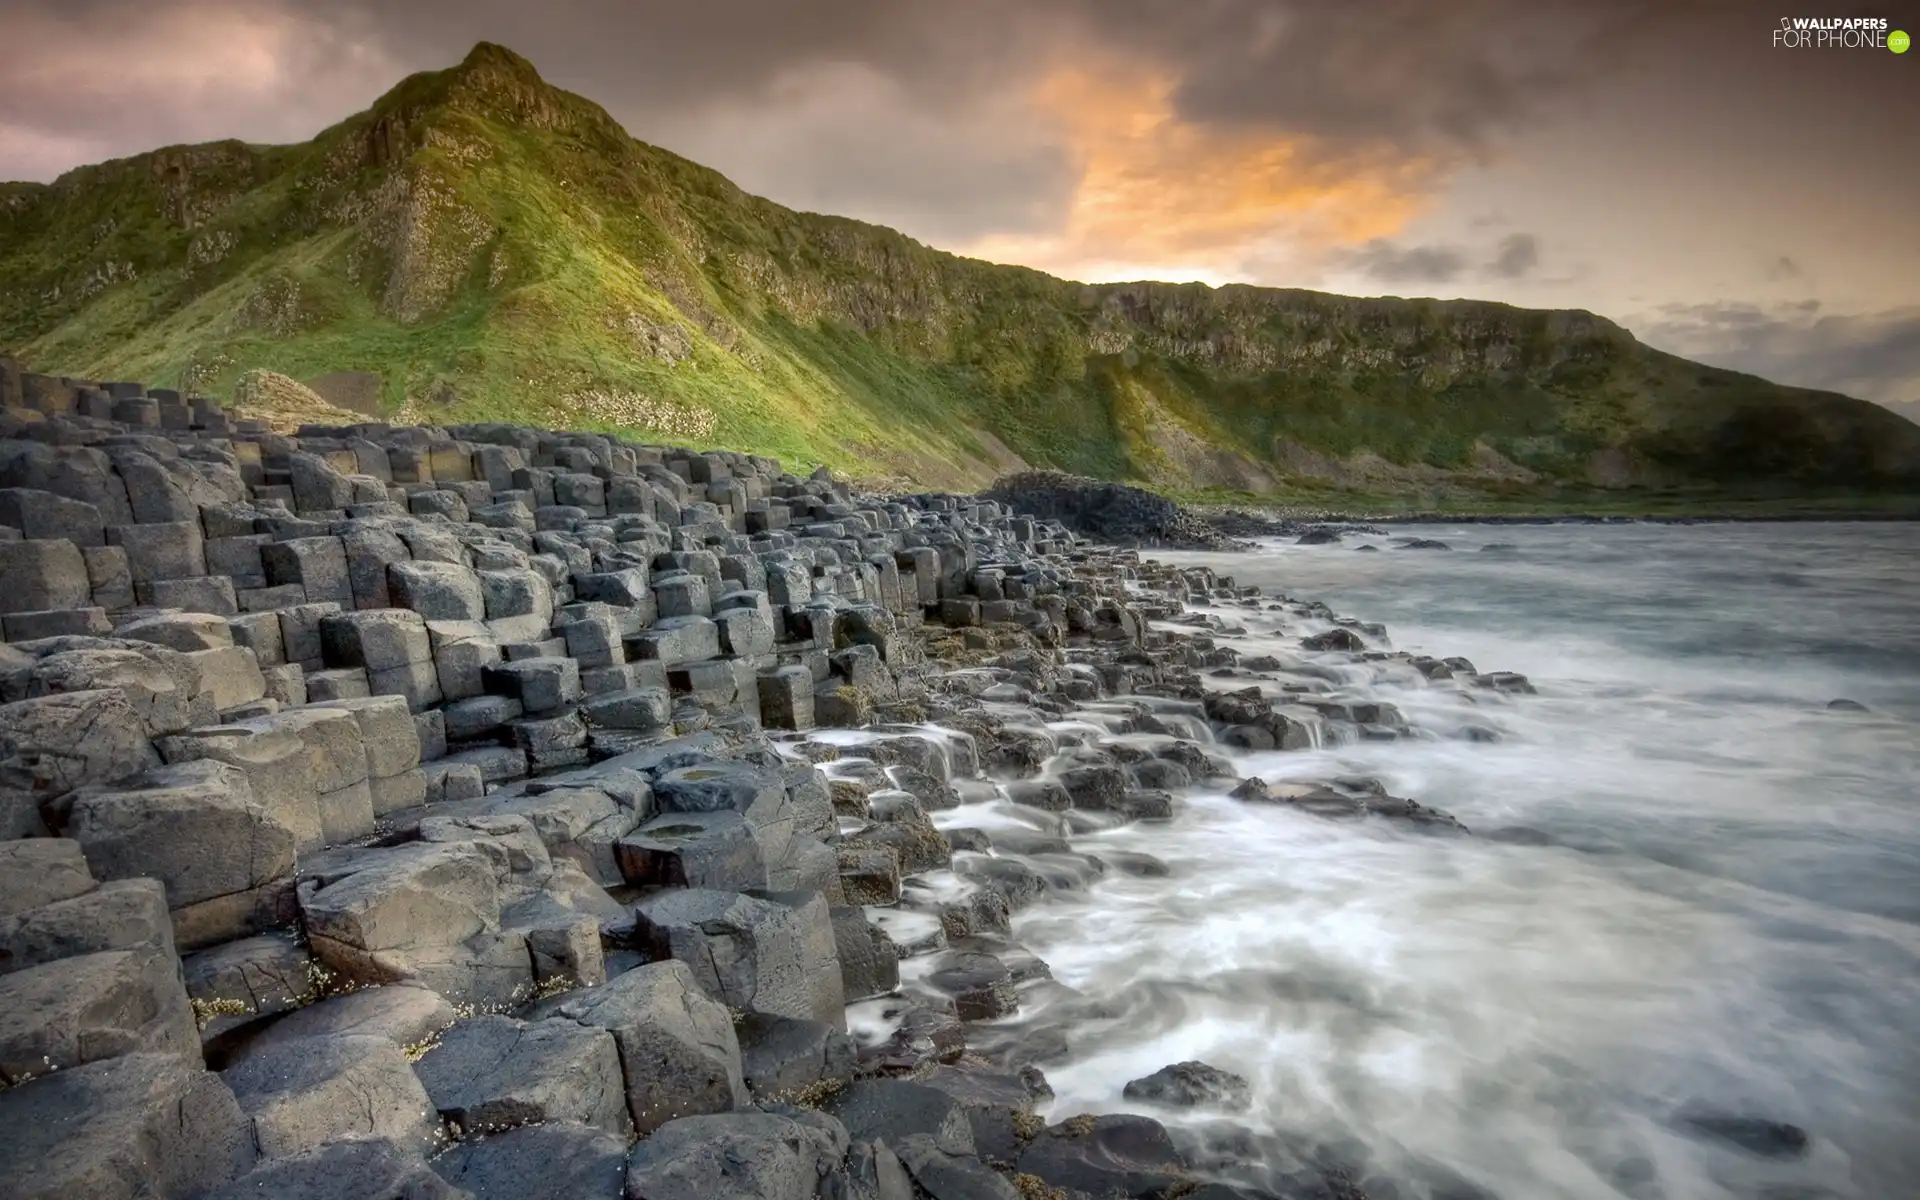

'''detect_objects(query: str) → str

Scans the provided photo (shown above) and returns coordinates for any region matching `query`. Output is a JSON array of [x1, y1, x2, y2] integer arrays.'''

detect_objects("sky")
[[1, 0, 1916, 408]]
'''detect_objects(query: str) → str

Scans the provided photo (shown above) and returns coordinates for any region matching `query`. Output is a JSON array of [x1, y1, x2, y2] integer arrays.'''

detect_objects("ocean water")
[[1005, 522, 1920, 1199]]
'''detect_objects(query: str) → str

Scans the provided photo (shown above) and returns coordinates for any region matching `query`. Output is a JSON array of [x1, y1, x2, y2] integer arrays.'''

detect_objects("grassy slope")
[[4, 43, 1918, 498]]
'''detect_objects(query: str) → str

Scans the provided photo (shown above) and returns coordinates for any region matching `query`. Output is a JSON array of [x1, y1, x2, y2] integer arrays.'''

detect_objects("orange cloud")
[[962, 59, 1440, 284]]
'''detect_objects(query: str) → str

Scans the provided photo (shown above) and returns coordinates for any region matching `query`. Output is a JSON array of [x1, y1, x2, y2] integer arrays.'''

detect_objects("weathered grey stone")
[[0, 487, 105, 547], [414, 1014, 631, 1138], [63, 758, 296, 913], [21, 643, 200, 736], [182, 932, 313, 1042], [432, 1120, 627, 1200], [920, 1061, 1054, 1165], [0, 948, 199, 1083], [483, 655, 581, 715], [261, 536, 351, 607], [582, 685, 671, 731], [319, 608, 431, 670], [313, 693, 421, 778], [0, 877, 172, 975], [832, 905, 901, 1001], [652, 760, 794, 862], [154, 721, 325, 853], [739, 1012, 856, 1103], [82, 543, 135, 609], [2, 607, 112, 640], [624, 1110, 849, 1200], [239, 982, 454, 1060], [838, 843, 903, 905], [339, 526, 410, 610], [1015, 1114, 1187, 1198], [244, 705, 367, 793], [305, 665, 371, 703], [634, 888, 844, 1025], [185, 644, 268, 710], [0, 1052, 256, 1200], [489, 786, 638, 887], [390, 559, 487, 621], [0, 538, 91, 613], [199, 1137, 465, 1200], [0, 836, 96, 918], [298, 841, 525, 1004], [222, 1032, 439, 1159], [826, 1079, 976, 1158], [553, 958, 747, 1134], [1122, 1060, 1253, 1110], [144, 574, 238, 615], [629, 614, 720, 666]]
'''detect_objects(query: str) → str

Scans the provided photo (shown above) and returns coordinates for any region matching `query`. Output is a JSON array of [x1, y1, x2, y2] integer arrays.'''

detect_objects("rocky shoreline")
[[0, 364, 1538, 1200]]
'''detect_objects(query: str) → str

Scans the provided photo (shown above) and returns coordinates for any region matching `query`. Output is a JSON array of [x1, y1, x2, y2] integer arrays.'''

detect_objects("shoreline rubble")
[[0, 365, 1538, 1200]]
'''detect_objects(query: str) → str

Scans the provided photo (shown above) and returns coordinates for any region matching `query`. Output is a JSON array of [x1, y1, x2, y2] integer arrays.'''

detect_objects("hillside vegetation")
[[4, 42, 1917, 495]]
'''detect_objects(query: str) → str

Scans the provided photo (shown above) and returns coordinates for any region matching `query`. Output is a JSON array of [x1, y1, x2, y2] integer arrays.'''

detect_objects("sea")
[[999, 522, 1920, 1199]]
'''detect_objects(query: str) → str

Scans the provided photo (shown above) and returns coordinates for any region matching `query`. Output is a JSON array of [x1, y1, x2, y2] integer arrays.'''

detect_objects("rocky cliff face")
[[4, 43, 1917, 495]]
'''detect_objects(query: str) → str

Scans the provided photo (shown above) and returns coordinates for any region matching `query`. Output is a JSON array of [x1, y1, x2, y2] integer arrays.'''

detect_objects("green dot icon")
[[1892, 29, 1911, 53]]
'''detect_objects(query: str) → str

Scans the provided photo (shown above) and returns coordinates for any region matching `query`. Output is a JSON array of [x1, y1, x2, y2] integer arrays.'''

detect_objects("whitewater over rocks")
[[0, 361, 1544, 1200]]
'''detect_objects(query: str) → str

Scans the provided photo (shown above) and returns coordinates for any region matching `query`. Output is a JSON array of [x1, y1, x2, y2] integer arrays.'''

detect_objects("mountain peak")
[[453, 41, 545, 83]]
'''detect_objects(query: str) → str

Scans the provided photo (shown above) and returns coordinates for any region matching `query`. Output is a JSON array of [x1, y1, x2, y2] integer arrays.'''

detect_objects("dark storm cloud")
[[1635, 303, 1920, 404], [1338, 240, 1470, 284], [1, 0, 1662, 187], [1488, 233, 1540, 279]]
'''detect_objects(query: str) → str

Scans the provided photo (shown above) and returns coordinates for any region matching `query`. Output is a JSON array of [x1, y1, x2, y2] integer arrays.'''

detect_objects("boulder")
[[0, 948, 198, 1083], [198, 1136, 465, 1200], [825, 1079, 977, 1158], [0, 877, 173, 975], [632, 888, 844, 1026], [552, 959, 747, 1134], [624, 1111, 849, 1200], [414, 1013, 631, 1139], [63, 758, 296, 914], [0, 836, 96, 918], [1016, 1114, 1188, 1198], [238, 982, 454, 1061], [0, 1052, 255, 1200], [296, 841, 524, 1004], [1122, 1060, 1253, 1110], [220, 1032, 439, 1159], [738, 1012, 856, 1102], [431, 1121, 627, 1200]]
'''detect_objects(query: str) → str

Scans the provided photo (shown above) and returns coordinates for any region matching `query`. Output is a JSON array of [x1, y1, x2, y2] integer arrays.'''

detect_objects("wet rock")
[[1016, 1113, 1189, 1198], [200, 1137, 465, 1200], [432, 1121, 628, 1200], [826, 1078, 977, 1157], [1301, 628, 1366, 652], [738, 1012, 856, 1102], [927, 948, 1020, 1020], [921, 1061, 1055, 1165], [1674, 1110, 1812, 1158], [859, 997, 968, 1074], [1826, 698, 1870, 712], [1122, 1060, 1253, 1110], [624, 1110, 850, 1200], [1396, 538, 1451, 550]]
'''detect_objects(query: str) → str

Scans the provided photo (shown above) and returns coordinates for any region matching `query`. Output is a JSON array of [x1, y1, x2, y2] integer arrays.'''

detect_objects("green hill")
[[4, 42, 1917, 497]]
